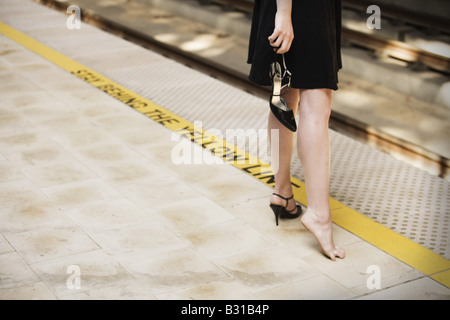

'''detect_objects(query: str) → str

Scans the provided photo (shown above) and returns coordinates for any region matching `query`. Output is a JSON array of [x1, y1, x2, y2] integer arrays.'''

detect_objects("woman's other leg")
[[297, 89, 345, 260], [269, 88, 299, 212]]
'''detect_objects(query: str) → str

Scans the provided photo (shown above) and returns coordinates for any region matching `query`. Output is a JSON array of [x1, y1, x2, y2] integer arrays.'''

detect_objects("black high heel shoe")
[[269, 54, 297, 132], [269, 193, 302, 226]]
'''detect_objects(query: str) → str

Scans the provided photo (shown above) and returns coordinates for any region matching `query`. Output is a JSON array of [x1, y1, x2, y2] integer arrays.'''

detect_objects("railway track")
[[33, 0, 449, 179]]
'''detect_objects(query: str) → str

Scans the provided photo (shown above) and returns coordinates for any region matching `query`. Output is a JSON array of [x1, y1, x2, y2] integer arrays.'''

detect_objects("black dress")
[[247, 0, 342, 90]]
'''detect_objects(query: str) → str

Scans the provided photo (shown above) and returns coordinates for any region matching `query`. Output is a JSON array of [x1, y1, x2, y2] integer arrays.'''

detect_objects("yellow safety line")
[[1, 21, 449, 286], [431, 269, 450, 289]]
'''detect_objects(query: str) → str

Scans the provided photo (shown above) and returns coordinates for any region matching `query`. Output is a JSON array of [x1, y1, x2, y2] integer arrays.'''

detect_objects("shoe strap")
[[285, 205, 298, 214], [271, 84, 290, 97], [272, 192, 294, 207]]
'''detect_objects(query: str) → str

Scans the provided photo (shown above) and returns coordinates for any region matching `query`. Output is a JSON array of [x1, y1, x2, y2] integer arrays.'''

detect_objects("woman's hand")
[[268, 8, 294, 54]]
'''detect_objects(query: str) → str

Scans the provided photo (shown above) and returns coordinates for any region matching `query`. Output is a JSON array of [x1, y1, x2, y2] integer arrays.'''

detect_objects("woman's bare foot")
[[300, 208, 345, 261]]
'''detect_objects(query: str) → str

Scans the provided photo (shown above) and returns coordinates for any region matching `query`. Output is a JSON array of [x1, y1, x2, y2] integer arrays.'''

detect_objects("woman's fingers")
[[268, 33, 292, 53], [268, 31, 281, 48], [277, 35, 292, 54]]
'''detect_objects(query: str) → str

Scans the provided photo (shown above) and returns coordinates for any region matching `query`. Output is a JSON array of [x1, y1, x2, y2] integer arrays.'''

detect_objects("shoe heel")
[[270, 204, 282, 226]]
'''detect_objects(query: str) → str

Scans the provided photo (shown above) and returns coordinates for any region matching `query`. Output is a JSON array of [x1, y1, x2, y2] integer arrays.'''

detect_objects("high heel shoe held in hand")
[[269, 54, 297, 132]]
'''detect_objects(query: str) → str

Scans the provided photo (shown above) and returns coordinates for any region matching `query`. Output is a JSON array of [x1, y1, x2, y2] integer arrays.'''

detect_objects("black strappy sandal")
[[269, 193, 302, 226], [269, 54, 297, 132]]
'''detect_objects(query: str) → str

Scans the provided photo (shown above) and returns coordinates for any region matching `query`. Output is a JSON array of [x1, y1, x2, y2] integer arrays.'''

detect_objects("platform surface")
[[0, 0, 449, 300]]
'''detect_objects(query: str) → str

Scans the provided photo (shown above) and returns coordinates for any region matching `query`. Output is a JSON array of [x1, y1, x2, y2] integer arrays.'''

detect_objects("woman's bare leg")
[[269, 88, 299, 212], [297, 89, 345, 260]]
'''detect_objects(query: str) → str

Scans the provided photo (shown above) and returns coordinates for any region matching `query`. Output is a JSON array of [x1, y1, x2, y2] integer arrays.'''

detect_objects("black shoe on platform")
[[269, 193, 302, 226]]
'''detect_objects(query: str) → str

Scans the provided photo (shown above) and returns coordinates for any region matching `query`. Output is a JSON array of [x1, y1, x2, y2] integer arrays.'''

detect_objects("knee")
[[299, 89, 332, 121]]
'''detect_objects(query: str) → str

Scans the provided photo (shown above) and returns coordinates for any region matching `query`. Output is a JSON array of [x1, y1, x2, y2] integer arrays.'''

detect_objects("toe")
[[335, 247, 345, 259]]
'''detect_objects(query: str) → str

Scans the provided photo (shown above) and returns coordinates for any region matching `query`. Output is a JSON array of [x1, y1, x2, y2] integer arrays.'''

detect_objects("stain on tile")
[[123, 248, 229, 294], [22, 161, 96, 188], [80, 144, 134, 162], [0, 132, 40, 147], [5, 226, 100, 264], [90, 221, 187, 261], [42, 179, 123, 210], [96, 162, 153, 184], [213, 247, 320, 292], [157, 280, 256, 300], [180, 220, 272, 260], [65, 199, 151, 233], [30, 250, 134, 297]]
